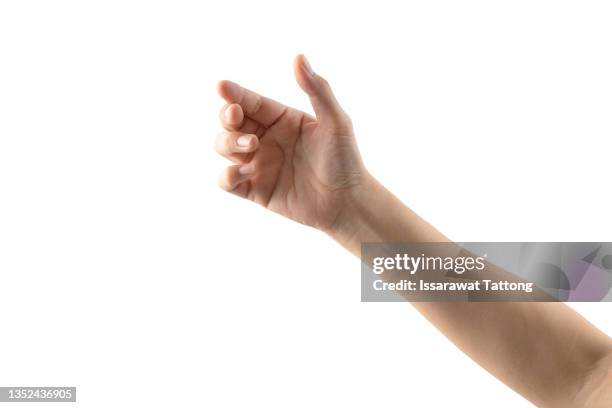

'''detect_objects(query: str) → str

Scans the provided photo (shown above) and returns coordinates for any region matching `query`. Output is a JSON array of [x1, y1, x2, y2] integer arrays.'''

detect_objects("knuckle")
[[250, 96, 263, 115], [318, 77, 331, 91]]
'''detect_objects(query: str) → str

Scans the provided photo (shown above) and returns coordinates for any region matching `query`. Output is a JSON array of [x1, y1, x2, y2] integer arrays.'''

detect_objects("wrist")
[[323, 172, 448, 255], [324, 172, 382, 251]]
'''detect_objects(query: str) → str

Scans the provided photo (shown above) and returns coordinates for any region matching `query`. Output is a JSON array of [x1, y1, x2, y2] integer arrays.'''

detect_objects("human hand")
[[215, 55, 370, 232]]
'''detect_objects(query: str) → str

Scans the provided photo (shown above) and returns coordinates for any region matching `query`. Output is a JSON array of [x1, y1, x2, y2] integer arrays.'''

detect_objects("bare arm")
[[329, 176, 612, 407], [215, 55, 612, 407]]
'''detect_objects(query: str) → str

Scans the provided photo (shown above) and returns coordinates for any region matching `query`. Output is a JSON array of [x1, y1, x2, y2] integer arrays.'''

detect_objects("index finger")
[[217, 80, 288, 127], [219, 103, 266, 136]]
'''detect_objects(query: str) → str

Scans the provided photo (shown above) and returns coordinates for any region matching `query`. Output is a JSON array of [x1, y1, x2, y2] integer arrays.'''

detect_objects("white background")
[[1, 1, 611, 407]]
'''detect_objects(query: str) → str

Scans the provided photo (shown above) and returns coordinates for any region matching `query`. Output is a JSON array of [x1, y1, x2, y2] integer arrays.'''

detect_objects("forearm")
[[326, 175, 449, 253], [327, 174, 612, 406]]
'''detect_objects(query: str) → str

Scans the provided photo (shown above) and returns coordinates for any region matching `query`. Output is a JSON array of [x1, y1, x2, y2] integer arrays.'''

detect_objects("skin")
[[215, 55, 612, 407]]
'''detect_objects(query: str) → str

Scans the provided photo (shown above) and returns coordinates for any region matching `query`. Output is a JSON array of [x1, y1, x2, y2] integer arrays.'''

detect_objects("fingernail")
[[239, 164, 254, 175], [236, 135, 251, 147], [302, 55, 314, 76]]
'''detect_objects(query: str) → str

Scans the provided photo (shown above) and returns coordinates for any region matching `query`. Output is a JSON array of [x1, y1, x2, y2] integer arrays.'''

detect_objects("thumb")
[[294, 54, 349, 127]]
